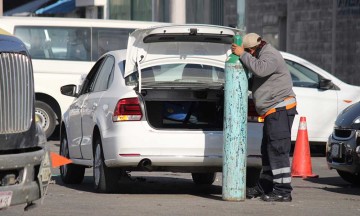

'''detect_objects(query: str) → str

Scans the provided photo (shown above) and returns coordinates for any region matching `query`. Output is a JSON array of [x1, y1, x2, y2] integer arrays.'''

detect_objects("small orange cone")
[[291, 117, 318, 178], [50, 152, 72, 168]]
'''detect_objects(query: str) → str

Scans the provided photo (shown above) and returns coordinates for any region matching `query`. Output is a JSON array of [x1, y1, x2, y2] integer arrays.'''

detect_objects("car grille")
[[0, 52, 34, 134], [334, 128, 353, 139]]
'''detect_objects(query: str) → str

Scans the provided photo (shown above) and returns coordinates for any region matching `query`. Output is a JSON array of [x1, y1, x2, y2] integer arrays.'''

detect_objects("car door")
[[285, 60, 338, 143], [67, 57, 106, 158], [81, 55, 115, 160], [67, 92, 89, 159]]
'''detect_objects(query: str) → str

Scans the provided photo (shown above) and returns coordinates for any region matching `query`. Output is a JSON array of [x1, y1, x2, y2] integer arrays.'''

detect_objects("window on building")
[[186, 0, 223, 25], [109, 0, 152, 21]]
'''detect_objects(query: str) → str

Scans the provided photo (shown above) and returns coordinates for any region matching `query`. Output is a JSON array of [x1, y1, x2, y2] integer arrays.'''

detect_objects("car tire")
[[35, 101, 56, 138], [93, 137, 121, 193], [191, 172, 216, 185], [59, 130, 85, 184], [337, 170, 360, 185]]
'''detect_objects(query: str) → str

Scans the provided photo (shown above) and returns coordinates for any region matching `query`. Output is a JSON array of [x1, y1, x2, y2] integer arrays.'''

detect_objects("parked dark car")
[[0, 28, 50, 210], [326, 101, 360, 185]]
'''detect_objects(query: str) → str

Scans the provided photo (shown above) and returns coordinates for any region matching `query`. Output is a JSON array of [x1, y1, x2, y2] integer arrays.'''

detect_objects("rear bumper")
[[101, 121, 262, 170], [0, 148, 48, 207], [106, 156, 262, 172]]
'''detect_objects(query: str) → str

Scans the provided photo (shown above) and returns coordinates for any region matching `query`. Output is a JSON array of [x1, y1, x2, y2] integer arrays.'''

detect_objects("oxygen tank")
[[222, 34, 248, 201]]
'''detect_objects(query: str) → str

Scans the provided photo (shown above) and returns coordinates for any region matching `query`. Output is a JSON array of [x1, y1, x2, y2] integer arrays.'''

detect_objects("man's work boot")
[[260, 192, 292, 202], [246, 186, 263, 199]]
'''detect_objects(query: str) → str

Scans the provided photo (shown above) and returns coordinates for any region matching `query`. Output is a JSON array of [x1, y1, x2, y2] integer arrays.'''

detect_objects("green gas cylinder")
[[226, 34, 243, 64]]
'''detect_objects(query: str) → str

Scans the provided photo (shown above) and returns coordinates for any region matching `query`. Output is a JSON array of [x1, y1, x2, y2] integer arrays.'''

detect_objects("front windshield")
[[140, 63, 224, 86]]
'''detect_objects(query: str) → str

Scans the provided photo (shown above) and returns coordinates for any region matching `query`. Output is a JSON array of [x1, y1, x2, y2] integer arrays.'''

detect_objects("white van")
[[0, 16, 162, 138]]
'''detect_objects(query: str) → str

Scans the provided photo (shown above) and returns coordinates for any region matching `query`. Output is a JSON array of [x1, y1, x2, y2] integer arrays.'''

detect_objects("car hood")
[[124, 24, 241, 78], [335, 101, 360, 129]]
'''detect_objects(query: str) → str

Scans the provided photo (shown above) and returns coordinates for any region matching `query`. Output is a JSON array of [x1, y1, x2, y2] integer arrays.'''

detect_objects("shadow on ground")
[[301, 176, 360, 196], [51, 174, 222, 196]]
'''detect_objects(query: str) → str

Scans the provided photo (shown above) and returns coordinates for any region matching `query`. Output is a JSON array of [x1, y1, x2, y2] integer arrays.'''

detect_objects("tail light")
[[248, 99, 264, 123], [113, 97, 142, 122]]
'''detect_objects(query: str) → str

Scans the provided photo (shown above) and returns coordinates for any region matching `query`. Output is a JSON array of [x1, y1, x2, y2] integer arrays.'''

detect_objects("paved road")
[[2, 141, 360, 216]]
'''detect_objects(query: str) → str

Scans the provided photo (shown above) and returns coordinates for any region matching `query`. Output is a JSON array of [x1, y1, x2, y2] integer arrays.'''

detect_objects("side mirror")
[[61, 84, 77, 97], [319, 78, 333, 90]]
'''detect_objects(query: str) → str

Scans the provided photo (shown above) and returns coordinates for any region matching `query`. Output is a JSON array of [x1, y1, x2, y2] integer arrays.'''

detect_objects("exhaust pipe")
[[138, 158, 152, 171]]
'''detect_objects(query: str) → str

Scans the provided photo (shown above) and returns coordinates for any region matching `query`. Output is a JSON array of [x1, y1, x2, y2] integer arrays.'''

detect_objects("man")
[[231, 33, 297, 202]]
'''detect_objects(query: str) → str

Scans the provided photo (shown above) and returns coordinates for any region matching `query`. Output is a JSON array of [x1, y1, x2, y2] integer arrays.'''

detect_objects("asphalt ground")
[[2, 141, 360, 216]]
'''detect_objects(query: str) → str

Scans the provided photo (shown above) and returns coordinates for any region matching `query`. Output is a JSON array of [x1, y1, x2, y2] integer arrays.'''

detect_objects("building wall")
[[107, 0, 233, 26], [245, 0, 287, 50], [245, 0, 360, 86], [224, 0, 238, 27], [288, 0, 334, 77], [335, 0, 360, 84]]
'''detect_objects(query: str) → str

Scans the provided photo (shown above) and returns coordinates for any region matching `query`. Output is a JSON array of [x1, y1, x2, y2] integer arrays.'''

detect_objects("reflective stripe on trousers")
[[259, 106, 297, 195]]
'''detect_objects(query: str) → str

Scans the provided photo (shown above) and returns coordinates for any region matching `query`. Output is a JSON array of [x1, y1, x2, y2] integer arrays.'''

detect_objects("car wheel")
[[191, 172, 216, 185], [93, 137, 121, 193], [59, 130, 85, 184], [337, 170, 360, 185], [35, 100, 56, 138]]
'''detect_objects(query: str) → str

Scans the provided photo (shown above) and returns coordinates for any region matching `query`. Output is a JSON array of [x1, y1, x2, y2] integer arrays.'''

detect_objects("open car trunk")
[[142, 88, 224, 130], [125, 24, 242, 130]]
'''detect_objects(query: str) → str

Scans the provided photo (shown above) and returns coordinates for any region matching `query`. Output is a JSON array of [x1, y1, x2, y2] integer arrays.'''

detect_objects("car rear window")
[[141, 63, 224, 85]]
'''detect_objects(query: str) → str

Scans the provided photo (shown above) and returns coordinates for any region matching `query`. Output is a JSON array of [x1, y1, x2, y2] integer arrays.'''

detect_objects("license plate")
[[40, 167, 52, 182], [0, 191, 13, 209], [331, 143, 340, 158], [38, 150, 52, 199]]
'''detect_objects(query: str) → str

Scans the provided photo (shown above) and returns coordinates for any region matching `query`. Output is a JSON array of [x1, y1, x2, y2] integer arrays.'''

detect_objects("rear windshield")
[[127, 63, 225, 87]]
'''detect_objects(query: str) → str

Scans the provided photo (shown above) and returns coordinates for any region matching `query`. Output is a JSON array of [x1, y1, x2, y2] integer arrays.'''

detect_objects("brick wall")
[[335, 1, 360, 85], [287, 0, 334, 77], [245, 0, 360, 86]]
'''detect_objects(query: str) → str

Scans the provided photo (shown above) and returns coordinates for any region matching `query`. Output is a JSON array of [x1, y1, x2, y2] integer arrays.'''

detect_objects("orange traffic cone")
[[291, 117, 318, 178], [50, 152, 72, 168]]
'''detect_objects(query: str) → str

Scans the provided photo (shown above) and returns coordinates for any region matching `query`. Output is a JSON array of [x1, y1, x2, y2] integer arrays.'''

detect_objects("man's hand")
[[231, 43, 245, 56]]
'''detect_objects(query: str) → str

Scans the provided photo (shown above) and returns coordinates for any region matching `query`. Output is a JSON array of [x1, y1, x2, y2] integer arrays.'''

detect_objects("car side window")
[[79, 57, 106, 95], [92, 56, 115, 92], [124, 61, 139, 86], [285, 60, 319, 88]]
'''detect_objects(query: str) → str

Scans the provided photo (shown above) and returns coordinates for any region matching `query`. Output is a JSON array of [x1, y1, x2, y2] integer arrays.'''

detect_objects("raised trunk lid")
[[124, 25, 241, 92]]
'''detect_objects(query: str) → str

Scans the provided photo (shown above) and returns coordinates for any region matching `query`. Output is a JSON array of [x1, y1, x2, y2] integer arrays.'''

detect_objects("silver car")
[[59, 24, 263, 193]]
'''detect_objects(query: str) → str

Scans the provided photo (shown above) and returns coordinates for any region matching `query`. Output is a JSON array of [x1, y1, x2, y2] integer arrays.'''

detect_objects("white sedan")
[[281, 52, 360, 145], [59, 24, 263, 193]]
